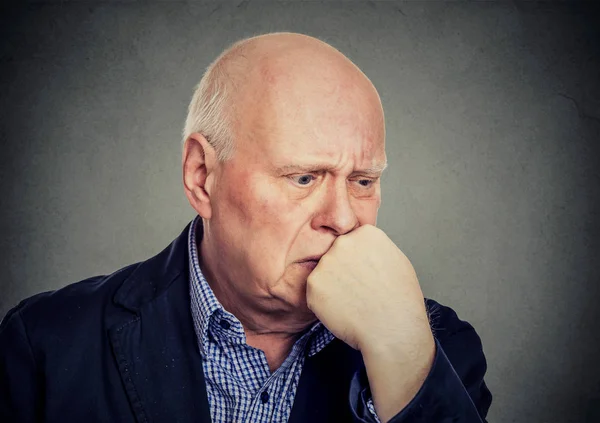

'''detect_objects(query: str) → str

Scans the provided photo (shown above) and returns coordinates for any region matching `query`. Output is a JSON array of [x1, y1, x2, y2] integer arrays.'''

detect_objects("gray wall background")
[[1, 1, 599, 422]]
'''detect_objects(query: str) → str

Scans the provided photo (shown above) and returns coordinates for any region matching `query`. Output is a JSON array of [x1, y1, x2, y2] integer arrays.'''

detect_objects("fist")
[[306, 225, 433, 355]]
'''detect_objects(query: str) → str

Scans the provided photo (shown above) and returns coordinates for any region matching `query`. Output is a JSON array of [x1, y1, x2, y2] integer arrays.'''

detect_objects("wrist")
[[361, 333, 435, 376], [360, 333, 436, 422], [358, 320, 435, 361]]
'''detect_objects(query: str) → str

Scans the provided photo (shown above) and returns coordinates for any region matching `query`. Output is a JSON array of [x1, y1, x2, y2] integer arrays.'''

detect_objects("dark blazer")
[[0, 222, 492, 423]]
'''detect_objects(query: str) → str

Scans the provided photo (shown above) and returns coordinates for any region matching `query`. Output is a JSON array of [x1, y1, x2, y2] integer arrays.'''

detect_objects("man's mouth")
[[298, 255, 323, 263], [297, 258, 320, 270]]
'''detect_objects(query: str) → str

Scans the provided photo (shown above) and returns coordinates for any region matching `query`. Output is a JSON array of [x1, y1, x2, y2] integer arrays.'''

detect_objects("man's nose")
[[311, 182, 359, 236]]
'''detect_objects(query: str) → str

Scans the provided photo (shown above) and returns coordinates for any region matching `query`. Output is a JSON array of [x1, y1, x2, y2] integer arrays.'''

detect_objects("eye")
[[354, 178, 375, 188], [290, 174, 316, 186]]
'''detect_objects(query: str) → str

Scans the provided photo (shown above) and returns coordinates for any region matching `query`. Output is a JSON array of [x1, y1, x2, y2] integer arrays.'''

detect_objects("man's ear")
[[182, 133, 218, 220]]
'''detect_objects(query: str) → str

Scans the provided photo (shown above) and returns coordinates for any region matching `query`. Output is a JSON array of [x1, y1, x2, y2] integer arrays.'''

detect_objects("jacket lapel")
[[108, 223, 212, 423]]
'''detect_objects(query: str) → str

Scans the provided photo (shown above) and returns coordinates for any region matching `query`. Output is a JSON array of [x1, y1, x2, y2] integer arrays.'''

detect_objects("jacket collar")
[[112, 221, 192, 313], [108, 220, 212, 423]]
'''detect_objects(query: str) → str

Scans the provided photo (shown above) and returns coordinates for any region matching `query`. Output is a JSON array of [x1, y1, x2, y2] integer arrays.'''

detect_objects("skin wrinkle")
[[184, 33, 387, 372]]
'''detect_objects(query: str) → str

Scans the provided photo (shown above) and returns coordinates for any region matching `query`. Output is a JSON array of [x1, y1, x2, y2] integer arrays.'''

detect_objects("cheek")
[[228, 176, 309, 275], [222, 169, 296, 230], [353, 196, 381, 225], [253, 187, 287, 224]]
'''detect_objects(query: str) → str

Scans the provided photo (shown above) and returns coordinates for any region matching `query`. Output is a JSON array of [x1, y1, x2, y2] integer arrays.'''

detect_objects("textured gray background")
[[1, 1, 599, 422]]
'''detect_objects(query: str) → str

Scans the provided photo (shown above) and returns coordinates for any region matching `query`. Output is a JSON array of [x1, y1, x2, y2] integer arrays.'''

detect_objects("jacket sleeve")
[[0, 303, 43, 423], [349, 299, 493, 422]]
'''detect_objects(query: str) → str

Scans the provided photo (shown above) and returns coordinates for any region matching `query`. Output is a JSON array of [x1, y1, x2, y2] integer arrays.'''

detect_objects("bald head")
[[218, 32, 375, 93], [183, 32, 385, 160]]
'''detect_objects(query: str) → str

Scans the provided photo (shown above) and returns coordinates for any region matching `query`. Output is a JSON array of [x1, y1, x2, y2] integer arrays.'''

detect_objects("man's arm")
[[0, 303, 43, 423], [349, 299, 493, 423], [305, 225, 492, 422]]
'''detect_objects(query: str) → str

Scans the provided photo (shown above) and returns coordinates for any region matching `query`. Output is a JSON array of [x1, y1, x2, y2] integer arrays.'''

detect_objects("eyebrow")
[[273, 162, 388, 176]]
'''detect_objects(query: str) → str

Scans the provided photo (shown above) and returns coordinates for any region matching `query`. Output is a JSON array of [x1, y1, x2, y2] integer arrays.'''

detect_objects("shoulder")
[[0, 262, 140, 342]]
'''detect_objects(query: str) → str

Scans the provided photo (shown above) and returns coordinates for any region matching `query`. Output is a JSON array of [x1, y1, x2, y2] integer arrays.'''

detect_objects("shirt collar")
[[188, 215, 241, 358], [187, 215, 335, 359]]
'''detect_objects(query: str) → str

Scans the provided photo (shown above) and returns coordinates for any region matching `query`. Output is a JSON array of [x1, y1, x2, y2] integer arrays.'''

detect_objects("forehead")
[[267, 124, 385, 172], [239, 67, 386, 170]]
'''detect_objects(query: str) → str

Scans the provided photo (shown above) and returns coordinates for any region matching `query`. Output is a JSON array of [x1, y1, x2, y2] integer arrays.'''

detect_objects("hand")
[[306, 224, 432, 354], [306, 224, 435, 421]]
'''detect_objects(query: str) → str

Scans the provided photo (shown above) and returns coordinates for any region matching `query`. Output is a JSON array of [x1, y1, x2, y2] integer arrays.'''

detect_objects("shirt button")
[[260, 390, 269, 404], [219, 320, 231, 330]]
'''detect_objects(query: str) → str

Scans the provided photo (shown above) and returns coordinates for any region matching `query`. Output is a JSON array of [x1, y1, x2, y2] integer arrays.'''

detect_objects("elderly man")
[[0, 32, 492, 422]]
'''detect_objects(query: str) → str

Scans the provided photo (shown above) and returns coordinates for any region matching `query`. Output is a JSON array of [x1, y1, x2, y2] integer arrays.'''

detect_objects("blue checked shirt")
[[188, 215, 381, 422]]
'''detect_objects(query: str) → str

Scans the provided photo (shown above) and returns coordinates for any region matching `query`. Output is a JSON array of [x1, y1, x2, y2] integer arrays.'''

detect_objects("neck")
[[199, 234, 319, 373]]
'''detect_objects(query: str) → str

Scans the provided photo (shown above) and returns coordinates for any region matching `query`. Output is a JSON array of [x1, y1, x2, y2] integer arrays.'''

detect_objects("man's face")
[[206, 66, 386, 317]]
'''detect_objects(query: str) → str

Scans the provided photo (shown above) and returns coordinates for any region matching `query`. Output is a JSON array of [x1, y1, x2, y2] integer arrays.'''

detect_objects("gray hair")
[[181, 36, 259, 162]]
